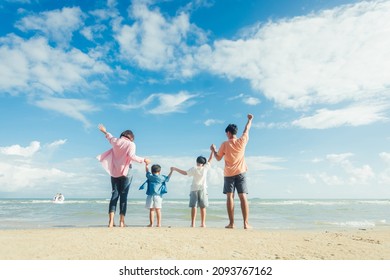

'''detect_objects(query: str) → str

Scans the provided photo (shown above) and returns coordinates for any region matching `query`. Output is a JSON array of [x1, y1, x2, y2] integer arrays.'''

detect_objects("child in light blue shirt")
[[140, 163, 173, 227]]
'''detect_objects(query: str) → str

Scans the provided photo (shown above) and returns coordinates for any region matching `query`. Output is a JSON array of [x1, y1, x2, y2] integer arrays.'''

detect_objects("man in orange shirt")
[[212, 114, 253, 229]]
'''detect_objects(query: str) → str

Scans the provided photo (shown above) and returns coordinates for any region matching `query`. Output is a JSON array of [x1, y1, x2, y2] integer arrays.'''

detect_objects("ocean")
[[0, 198, 389, 230]]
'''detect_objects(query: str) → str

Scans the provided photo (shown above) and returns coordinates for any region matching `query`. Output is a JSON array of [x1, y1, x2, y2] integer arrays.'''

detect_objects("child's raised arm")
[[208, 145, 214, 163], [171, 167, 187, 176], [145, 162, 149, 173], [167, 167, 174, 179]]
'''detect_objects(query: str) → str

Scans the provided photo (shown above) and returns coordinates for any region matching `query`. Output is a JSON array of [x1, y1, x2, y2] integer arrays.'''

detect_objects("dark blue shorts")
[[223, 173, 248, 194]]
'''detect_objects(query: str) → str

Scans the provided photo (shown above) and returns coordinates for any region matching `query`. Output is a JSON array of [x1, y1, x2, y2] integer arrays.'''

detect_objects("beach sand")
[[0, 227, 389, 260]]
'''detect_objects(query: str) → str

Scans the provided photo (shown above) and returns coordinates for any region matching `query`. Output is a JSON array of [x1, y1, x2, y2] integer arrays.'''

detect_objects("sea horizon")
[[1, 198, 389, 231]]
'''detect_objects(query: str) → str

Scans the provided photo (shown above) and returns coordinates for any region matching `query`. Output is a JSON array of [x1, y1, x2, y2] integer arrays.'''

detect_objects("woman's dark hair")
[[225, 124, 238, 135], [120, 130, 134, 140], [196, 156, 207, 165]]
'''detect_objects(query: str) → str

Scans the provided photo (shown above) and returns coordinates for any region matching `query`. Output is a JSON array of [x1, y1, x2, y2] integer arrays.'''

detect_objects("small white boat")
[[53, 193, 65, 204]]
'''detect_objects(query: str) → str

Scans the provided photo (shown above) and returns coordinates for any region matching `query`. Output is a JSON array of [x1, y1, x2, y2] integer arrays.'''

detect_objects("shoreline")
[[1, 227, 389, 260]]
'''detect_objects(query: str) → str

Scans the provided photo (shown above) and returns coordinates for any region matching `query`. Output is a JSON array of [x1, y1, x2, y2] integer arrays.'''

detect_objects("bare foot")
[[200, 224, 206, 228], [225, 224, 235, 229], [146, 224, 153, 227], [244, 222, 252, 229], [120, 223, 126, 228]]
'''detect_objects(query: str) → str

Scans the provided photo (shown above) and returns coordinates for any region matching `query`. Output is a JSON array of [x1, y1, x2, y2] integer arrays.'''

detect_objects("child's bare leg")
[[191, 207, 197, 227], [200, 207, 206, 227], [156, 208, 161, 227], [148, 209, 154, 227]]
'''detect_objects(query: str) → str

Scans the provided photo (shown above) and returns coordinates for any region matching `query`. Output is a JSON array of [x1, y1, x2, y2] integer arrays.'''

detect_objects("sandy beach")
[[0, 227, 389, 260]]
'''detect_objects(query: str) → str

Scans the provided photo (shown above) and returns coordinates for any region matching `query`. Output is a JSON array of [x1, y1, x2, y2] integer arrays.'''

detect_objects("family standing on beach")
[[97, 114, 253, 229]]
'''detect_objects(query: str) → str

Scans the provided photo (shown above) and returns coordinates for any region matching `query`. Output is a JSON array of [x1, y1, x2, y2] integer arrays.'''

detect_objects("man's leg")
[[238, 193, 251, 229], [225, 192, 235, 228]]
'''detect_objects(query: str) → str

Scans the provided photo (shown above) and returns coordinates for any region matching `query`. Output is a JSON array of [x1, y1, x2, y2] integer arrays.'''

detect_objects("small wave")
[[250, 200, 350, 206], [356, 200, 390, 205], [25, 200, 52, 204], [317, 220, 377, 228]]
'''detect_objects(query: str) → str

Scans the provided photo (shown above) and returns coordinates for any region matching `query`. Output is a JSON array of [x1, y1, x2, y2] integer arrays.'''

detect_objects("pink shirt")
[[97, 133, 144, 178], [217, 132, 249, 177]]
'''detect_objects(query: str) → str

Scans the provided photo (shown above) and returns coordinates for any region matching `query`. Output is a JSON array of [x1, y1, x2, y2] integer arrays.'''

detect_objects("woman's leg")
[[108, 177, 120, 227], [118, 175, 132, 227]]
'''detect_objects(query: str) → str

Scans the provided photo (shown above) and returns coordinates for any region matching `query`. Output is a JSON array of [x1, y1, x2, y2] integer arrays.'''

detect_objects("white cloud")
[[378, 152, 390, 184], [204, 119, 224, 126], [305, 152, 375, 186], [243, 96, 261, 106], [318, 172, 344, 186], [114, 1, 206, 77], [0, 138, 106, 196], [252, 121, 289, 129], [118, 91, 197, 114], [46, 139, 67, 150], [0, 161, 72, 192], [246, 156, 286, 171], [80, 23, 107, 41], [16, 7, 85, 47], [0, 141, 40, 157], [195, 0, 390, 127], [35, 97, 99, 127], [149, 91, 197, 114], [379, 152, 390, 164], [228, 93, 261, 106], [292, 103, 389, 129], [0, 35, 111, 96]]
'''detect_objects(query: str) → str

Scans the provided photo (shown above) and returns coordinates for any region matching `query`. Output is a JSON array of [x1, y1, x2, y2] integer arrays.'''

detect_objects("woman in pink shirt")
[[98, 124, 150, 227]]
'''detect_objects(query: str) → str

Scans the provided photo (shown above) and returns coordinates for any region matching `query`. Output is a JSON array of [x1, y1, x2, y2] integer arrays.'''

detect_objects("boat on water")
[[53, 193, 65, 203]]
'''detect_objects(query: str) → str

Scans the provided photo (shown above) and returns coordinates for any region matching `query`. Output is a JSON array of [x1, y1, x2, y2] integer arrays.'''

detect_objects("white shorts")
[[145, 195, 163, 209]]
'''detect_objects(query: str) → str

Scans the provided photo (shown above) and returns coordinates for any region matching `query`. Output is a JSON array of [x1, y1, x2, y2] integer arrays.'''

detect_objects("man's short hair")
[[225, 124, 238, 135]]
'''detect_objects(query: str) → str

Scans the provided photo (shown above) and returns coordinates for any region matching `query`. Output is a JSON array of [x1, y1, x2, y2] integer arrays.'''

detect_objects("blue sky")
[[1, 0, 390, 199]]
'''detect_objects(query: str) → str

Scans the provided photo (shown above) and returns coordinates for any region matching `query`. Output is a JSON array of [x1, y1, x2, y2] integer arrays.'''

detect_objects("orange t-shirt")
[[217, 132, 249, 177]]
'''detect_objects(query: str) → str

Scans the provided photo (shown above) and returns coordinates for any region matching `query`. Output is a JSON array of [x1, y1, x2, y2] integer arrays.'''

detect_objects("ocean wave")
[[250, 199, 390, 206], [316, 220, 379, 228], [356, 200, 390, 205], [250, 200, 350, 206]]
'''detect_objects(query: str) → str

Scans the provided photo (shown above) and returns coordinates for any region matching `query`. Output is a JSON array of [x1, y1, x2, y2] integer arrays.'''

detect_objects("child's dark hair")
[[196, 156, 207, 165], [225, 124, 238, 135], [120, 130, 134, 140], [151, 164, 161, 174]]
